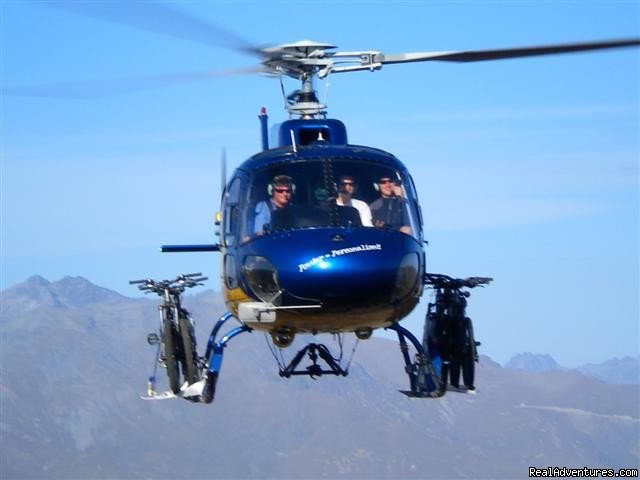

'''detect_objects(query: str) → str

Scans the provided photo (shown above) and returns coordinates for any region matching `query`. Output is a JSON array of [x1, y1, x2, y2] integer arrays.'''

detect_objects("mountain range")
[[1, 276, 639, 479], [505, 352, 640, 385]]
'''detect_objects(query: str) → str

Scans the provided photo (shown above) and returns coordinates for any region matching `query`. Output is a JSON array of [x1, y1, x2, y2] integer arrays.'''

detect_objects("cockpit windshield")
[[235, 158, 421, 242]]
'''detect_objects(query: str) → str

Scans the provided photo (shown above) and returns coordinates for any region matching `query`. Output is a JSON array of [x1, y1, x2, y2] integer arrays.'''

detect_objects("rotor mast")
[[287, 73, 326, 119], [260, 41, 337, 118], [263, 41, 384, 119]]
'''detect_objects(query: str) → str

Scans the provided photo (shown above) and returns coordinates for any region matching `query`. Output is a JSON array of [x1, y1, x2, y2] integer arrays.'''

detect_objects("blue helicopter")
[[152, 38, 639, 402], [16, 2, 637, 402]]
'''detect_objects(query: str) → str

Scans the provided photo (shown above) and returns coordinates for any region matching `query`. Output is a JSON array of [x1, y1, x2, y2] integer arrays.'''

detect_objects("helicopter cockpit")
[[229, 158, 422, 244]]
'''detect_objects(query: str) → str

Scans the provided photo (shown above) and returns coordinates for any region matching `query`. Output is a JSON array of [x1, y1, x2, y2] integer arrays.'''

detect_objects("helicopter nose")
[[265, 229, 423, 308]]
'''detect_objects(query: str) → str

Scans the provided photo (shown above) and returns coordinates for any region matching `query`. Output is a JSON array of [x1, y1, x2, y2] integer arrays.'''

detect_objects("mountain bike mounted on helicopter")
[[130, 274, 205, 399], [423, 274, 493, 394]]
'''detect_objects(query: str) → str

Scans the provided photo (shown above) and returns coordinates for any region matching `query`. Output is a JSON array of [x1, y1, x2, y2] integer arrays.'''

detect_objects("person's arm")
[[253, 201, 270, 235], [369, 198, 384, 227], [357, 199, 373, 227], [400, 199, 412, 235]]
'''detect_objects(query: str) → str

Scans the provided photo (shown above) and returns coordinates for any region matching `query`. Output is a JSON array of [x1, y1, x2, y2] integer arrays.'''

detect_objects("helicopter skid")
[[141, 380, 206, 401], [447, 385, 477, 395], [141, 391, 178, 401], [387, 322, 445, 398], [403, 384, 476, 396], [399, 390, 444, 398]]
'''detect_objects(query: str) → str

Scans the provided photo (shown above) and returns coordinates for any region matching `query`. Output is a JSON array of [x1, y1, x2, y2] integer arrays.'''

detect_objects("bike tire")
[[449, 313, 466, 388], [178, 316, 199, 385], [424, 309, 448, 392], [462, 353, 475, 389], [462, 320, 476, 389], [449, 360, 461, 388], [163, 316, 181, 394]]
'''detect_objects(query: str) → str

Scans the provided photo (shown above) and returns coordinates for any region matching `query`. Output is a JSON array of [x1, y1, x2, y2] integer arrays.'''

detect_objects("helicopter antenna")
[[220, 147, 227, 201], [322, 77, 331, 113]]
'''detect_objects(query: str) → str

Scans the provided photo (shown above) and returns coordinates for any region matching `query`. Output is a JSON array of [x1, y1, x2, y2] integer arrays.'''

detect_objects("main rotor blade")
[[43, 0, 261, 56], [2, 66, 264, 99], [377, 38, 640, 64]]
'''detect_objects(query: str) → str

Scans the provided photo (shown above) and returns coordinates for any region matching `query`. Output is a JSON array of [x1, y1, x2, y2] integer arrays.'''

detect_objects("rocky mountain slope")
[[2, 276, 638, 479]]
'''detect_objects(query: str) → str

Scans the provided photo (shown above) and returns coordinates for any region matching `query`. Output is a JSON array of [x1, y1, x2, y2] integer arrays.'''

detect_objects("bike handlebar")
[[424, 273, 493, 289], [129, 274, 208, 295], [179, 272, 203, 279]]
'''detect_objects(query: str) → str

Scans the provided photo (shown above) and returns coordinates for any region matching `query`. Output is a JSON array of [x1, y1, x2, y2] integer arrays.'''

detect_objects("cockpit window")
[[240, 158, 421, 241]]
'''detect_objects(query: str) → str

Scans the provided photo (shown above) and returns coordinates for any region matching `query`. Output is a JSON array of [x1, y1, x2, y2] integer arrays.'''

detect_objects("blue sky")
[[1, 1, 638, 367]]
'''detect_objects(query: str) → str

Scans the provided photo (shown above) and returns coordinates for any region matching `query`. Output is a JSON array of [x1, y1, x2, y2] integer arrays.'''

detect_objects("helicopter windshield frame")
[[231, 156, 422, 243]]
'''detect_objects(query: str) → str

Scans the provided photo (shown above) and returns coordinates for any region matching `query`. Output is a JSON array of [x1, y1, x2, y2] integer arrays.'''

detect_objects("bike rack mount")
[[387, 322, 445, 398]]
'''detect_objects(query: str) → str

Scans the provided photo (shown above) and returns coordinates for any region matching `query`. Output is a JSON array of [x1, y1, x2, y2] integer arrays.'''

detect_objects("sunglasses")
[[378, 179, 394, 184], [274, 188, 292, 194], [340, 181, 354, 186]]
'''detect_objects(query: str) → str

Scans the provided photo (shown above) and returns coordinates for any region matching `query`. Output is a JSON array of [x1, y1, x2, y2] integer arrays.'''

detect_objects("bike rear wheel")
[[449, 360, 461, 388], [461, 320, 476, 389], [163, 317, 181, 394], [178, 316, 199, 385]]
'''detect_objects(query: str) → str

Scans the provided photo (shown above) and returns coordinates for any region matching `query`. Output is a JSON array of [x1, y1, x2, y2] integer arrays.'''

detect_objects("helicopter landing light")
[[238, 302, 277, 324], [238, 302, 322, 324]]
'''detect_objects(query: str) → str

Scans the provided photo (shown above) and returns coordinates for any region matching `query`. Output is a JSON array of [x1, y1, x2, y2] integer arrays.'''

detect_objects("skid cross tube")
[[387, 322, 445, 398]]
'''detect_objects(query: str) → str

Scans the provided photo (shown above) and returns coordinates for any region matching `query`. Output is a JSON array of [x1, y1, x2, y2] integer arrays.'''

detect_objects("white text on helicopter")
[[298, 244, 382, 273]]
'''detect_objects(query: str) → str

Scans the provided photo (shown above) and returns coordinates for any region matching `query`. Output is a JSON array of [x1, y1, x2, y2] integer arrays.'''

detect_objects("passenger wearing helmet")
[[370, 176, 412, 235], [253, 175, 294, 235]]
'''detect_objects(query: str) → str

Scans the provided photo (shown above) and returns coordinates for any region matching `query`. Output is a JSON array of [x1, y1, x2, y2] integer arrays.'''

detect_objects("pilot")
[[369, 176, 412, 235], [253, 174, 294, 235], [336, 174, 373, 227]]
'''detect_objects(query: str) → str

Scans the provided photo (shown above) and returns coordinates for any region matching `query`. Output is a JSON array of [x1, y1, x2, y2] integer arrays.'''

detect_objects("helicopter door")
[[222, 176, 245, 289], [224, 254, 238, 290], [222, 176, 243, 247]]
